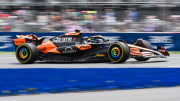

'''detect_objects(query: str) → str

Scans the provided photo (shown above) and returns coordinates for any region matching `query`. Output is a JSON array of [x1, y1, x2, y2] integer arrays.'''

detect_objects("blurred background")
[[0, 0, 180, 32]]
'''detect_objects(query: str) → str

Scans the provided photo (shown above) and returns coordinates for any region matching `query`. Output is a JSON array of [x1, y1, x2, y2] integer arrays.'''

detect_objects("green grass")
[[169, 51, 180, 54], [0, 52, 14, 54]]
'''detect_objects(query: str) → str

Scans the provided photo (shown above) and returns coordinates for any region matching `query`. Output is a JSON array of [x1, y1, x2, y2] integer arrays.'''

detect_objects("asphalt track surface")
[[1, 86, 180, 101], [0, 54, 179, 68]]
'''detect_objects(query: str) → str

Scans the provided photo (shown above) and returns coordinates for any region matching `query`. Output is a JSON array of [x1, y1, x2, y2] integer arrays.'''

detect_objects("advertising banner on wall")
[[0, 32, 179, 51]]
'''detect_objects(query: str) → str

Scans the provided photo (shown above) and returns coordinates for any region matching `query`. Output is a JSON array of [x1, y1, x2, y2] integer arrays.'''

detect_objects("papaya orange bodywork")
[[129, 47, 142, 56], [13, 38, 26, 45], [76, 44, 92, 51], [37, 40, 61, 54]]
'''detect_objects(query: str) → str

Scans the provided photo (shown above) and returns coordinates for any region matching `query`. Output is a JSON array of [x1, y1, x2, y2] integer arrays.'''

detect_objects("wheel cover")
[[16, 45, 32, 63], [111, 47, 120, 58], [108, 43, 124, 62], [19, 48, 29, 59]]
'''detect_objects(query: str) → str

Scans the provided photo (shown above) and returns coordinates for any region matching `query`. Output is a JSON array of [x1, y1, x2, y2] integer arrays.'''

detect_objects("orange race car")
[[13, 30, 169, 64]]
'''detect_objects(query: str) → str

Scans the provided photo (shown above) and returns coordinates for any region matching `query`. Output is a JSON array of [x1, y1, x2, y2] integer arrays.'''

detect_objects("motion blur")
[[0, 0, 179, 32]]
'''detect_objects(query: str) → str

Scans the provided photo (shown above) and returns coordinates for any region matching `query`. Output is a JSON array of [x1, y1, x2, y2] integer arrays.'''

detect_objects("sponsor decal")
[[80, 46, 91, 48], [53, 37, 73, 43], [96, 54, 105, 57], [62, 47, 76, 53], [76, 45, 92, 50], [13, 38, 26, 45], [14, 40, 25, 45]]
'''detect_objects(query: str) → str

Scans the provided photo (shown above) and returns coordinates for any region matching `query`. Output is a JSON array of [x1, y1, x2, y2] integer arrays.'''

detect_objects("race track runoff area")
[[0, 54, 179, 97]]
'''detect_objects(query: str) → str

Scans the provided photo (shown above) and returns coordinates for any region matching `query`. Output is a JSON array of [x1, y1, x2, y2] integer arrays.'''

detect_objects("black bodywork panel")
[[38, 34, 110, 62]]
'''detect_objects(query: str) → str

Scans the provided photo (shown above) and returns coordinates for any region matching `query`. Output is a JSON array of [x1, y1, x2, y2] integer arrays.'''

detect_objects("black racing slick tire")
[[134, 39, 153, 61], [107, 42, 130, 63], [16, 43, 39, 64]]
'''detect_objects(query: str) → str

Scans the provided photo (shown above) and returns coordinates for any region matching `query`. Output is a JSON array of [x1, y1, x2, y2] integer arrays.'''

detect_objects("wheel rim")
[[17, 46, 31, 61], [111, 47, 120, 58], [108, 43, 124, 63], [19, 48, 29, 59]]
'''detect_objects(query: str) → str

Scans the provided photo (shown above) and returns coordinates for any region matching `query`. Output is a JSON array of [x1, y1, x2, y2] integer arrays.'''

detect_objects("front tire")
[[107, 42, 130, 63], [16, 43, 39, 64]]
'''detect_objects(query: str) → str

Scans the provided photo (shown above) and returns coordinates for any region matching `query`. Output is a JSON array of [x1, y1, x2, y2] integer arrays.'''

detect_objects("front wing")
[[128, 44, 169, 58]]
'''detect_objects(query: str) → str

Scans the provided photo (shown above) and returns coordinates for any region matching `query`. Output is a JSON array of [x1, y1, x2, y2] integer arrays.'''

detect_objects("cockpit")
[[83, 35, 107, 44]]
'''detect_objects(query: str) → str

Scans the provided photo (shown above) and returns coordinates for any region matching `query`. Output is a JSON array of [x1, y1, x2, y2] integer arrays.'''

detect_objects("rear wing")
[[13, 38, 26, 46], [13, 34, 39, 49]]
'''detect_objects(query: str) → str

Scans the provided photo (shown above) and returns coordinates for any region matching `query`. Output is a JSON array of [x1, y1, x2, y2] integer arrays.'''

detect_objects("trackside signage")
[[0, 36, 13, 49], [148, 36, 174, 49], [0, 32, 179, 51]]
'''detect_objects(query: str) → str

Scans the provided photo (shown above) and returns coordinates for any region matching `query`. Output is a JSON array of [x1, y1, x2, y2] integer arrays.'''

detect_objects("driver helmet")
[[75, 29, 81, 33]]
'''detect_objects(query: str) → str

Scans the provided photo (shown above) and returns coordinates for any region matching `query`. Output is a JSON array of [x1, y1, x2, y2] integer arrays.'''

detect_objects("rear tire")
[[107, 42, 130, 63], [134, 39, 152, 61], [16, 43, 39, 64]]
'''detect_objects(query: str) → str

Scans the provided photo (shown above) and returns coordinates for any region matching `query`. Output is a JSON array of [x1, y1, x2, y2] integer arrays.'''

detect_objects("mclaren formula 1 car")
[[13, 30, 169, 64]]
